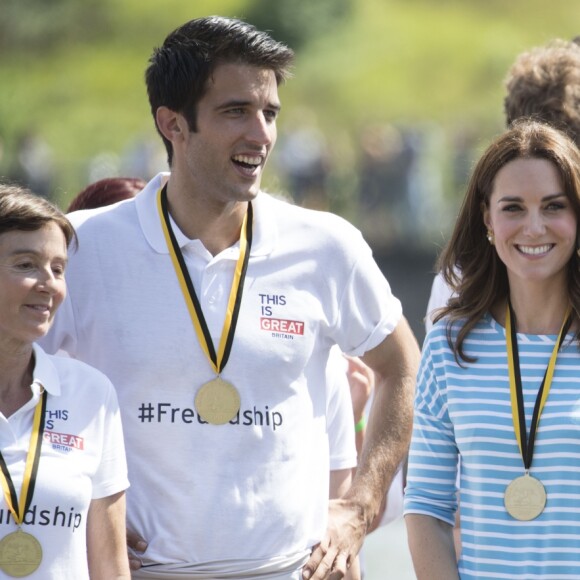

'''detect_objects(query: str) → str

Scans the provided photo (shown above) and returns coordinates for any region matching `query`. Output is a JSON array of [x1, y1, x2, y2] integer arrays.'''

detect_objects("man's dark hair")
[[145, 16, 294, 164]]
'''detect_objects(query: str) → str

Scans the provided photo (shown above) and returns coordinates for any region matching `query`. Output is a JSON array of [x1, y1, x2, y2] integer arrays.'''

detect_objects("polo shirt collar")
[[136, 173, 277, 257], [32, 344, 61, 397]]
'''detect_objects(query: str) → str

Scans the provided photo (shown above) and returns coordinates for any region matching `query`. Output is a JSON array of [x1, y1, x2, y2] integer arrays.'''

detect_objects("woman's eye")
[[501, 204, 521, 212], [15, 261, 35, 271]]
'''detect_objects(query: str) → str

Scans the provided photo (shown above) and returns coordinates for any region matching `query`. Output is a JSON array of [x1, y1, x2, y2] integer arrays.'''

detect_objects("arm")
[[344, 355, 388, 533], [87, 491, 131, 580], [304, 317, 420, 579], [405, 514, 459, 579], [404, 329, 460, 577], [329, 470, 361, 580], [344, 355, 374, 459]]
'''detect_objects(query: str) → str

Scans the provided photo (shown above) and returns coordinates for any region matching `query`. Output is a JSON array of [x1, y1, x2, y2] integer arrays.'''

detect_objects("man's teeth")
[[518, 244, 552, 255], [233, 155, 261, 166]]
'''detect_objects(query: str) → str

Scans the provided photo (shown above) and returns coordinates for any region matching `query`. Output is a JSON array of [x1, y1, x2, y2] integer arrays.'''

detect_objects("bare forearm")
[[405, 514, 459, 580], [348, 320, 419, 526], [349, 371, 413, 516], [326, 470, 361, 580], [88, 492, 131, 579], [303, 321, 419, 580]]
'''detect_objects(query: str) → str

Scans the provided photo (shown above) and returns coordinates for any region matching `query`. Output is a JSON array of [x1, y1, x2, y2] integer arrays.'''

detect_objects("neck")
[[0, 344, 34, 416], [165, 180, 248, 256], [497, 280, 570, 334]]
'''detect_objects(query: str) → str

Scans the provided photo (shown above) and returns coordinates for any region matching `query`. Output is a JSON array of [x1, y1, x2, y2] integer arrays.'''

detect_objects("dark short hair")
[[67, 177, 146, 212], [0, 184, 76, 248], [145, 15, 294, 164]]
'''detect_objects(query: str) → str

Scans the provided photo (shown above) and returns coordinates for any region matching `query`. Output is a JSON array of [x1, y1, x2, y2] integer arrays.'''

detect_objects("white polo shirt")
[[0, 344, 128, 579], [41, 173, 401, 577]]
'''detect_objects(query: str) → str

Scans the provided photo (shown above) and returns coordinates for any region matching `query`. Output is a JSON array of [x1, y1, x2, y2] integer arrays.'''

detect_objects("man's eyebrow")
[[216, 99, 281, 112]]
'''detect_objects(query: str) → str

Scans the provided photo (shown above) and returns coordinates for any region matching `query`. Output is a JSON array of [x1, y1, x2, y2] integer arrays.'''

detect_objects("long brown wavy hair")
[[434, 119, 580, 363]]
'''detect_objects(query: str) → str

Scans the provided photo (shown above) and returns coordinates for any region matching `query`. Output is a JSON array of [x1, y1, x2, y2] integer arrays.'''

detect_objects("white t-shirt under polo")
[[0, 344, 128, 579], [41, 173, 401, 577]]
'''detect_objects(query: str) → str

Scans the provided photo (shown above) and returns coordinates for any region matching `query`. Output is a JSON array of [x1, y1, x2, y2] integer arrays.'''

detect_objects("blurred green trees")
[[0, 0, 579, 233], [0, 0, 111, 53], [245, 0, 352, 50]]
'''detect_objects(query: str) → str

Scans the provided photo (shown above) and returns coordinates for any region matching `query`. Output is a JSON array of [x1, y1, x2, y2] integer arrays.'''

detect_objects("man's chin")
[[243, 184, 262, 200]]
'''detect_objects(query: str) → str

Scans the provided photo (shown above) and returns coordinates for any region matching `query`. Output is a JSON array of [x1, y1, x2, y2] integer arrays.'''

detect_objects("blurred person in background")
[[40, 15, 419, 580], [0, 184, 129, 579], [406, 119, 580, 578], [67, 177, 146, 212]]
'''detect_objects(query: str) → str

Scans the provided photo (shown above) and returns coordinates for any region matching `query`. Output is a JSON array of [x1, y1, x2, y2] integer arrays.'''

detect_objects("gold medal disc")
[[504, 474, 547, 521], [195, 377, 241, 425], [0, 530, 42, 577]]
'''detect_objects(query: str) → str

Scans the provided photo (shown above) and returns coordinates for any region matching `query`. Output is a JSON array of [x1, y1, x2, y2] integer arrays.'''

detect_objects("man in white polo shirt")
[[41, 16, 420, 580]]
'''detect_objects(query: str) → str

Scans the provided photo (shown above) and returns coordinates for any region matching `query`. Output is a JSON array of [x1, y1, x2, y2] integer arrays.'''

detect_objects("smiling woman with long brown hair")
[[405, 119, 580, 579]]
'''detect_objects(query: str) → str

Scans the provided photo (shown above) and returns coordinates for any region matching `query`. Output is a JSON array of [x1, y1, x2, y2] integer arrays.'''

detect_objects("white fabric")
[[378, 467, 404, 527], [326, 347, 357, 472], [40, 172, 401, 577], [0, 344, 128, 580], [131, 555, 306, 579], [424, 272, 454, 333]]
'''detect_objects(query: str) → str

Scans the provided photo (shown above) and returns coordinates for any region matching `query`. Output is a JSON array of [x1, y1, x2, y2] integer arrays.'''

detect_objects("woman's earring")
[[487, 229, 494, 245]]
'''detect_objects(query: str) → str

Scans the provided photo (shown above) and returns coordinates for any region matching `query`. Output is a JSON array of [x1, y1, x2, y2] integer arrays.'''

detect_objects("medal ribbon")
[[0, 390, 47, 525], [506, 302, 571, 471], [157, 185, 253, 374]]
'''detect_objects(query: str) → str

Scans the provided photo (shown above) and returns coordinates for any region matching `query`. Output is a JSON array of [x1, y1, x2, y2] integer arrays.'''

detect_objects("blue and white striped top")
[[404, 313, 580, 579]]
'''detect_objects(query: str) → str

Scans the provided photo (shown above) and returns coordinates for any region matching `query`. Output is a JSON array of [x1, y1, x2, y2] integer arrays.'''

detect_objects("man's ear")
[[156, 106, 187, 144]]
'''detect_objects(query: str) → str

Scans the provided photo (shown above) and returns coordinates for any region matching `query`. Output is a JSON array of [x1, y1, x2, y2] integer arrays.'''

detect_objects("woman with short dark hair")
[[0, 184, 129, 579]]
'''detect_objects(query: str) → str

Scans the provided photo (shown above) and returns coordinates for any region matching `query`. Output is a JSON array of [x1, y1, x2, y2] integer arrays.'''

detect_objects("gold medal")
[[504, 473, 547, 521], [0, 391, 47, 576], [195, 377, 241, 425], [504, 303, 570, 520], [158, 187, 252, 425], [0, 529, 42, 577]]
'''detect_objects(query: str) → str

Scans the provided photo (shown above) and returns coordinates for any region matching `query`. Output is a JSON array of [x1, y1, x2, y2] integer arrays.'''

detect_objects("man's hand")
[[127, 528, 148, 571], [302, 498, 366, 579]]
